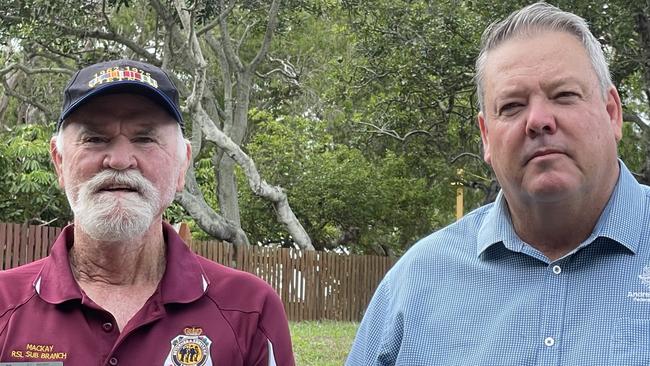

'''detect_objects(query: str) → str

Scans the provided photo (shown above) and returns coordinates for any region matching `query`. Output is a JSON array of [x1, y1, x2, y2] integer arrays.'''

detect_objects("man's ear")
[[50, 136, 65, 188], [478, 112, 492, 165], [605, 85, 623, 142], [176, 141, 192, 192]]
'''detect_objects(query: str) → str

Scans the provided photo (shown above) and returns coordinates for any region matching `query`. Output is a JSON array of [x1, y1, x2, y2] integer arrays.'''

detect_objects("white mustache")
[[82, 170, 151, 196]]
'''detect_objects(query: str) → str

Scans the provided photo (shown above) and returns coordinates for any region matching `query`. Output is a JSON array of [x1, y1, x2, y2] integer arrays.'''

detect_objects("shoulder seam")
[[203, 293, 248, 360], [0, 291, 38, 335]]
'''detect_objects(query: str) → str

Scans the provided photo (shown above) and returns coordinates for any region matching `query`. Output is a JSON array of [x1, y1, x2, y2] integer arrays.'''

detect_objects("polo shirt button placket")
[[102, 322, 114, 332], [108, 356, 119, 365]]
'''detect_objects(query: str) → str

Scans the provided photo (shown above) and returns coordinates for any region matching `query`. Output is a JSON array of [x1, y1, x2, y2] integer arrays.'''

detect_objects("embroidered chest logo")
[[628, 264, 650, 302], [164, 327, 213, 366], [9, 343, 67, 361]]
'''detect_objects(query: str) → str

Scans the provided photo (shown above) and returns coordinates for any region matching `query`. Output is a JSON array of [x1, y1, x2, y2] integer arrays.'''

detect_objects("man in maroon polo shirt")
[[0, 59, 295, 366]]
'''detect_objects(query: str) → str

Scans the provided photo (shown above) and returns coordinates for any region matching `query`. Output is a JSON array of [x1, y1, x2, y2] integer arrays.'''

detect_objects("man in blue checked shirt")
[[347, 2, 650, 365]]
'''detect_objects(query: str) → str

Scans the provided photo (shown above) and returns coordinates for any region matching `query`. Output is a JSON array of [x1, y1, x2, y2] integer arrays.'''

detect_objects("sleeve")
[[345, 273, 403, 366], [244, 289, 295, 366]]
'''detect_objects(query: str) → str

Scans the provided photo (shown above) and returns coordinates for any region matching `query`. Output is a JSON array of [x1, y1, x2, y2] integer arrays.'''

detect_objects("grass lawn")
[[290, 321, 359, 366]]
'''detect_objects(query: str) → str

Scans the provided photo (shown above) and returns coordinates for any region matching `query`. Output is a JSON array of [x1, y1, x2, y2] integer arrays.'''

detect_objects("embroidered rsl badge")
[[163, 327, 213, 366]]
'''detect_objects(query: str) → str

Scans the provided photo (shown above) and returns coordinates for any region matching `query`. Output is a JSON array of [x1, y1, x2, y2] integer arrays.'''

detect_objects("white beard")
[[66, 170, 161, 242]]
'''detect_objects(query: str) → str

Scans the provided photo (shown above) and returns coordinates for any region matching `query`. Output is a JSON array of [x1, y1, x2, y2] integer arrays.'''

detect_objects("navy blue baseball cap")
[[58, 59, 183, 130]]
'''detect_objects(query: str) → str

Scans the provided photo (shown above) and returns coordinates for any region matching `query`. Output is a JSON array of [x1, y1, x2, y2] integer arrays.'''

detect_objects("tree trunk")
[[177, 165, 250, 245], [214, 71, 252, 227], [215, 154, 241, 227], [0, 70, 23, 127]]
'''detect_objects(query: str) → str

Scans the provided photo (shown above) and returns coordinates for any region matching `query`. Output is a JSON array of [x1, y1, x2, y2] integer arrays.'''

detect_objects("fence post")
[[177, 222, 191, 244]]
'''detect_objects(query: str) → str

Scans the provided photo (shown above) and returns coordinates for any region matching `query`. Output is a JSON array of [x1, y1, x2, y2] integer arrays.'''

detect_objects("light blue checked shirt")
[[347, 161, 650, 365]]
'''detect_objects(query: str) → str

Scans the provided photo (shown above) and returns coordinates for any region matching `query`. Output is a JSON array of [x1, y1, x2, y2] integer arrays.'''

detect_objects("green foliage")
[[323, 0, 498, 235], [240, 109, 451, 254], [290, 321, 358, 366], [5, 0, 650, 255], [0, 124, 71, 225], [340, 0, 483, 137], [333, 0, 650, 213], [619, 122, 645, 173]]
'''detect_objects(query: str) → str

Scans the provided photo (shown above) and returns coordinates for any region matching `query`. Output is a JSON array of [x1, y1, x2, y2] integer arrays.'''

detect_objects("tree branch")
[[51, 21, 159, 65], [218, 0, 245, 72], [196, 0, 236, 37], [356, 121, 432, 142], [192, 103, 314, 250], [177, 166, 249, 245], [32, 40, 81, 63], [100, 0, 115, 33], [149, 0, 192, 72], [205, 30, 233, 126], [450, 152, 484, 164], [255, 56, 300, 85], [25, 47, 76, 67], [248, 0, 281, 71], [1, 79, 57, 121], [623, 111, 650, 133], [0, 63, 74, 78], [172, 0, 208, 108], [237, 21, 258, 53]]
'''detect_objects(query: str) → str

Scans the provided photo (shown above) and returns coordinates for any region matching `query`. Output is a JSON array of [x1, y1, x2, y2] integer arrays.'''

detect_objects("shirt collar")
[[35, 222, 208, 304], [476, 160, 645, 257], [34, 225, 81, 303], [476, 189, 520, 256], [158, 221, 209, 304], [590, 161, 645, 253]]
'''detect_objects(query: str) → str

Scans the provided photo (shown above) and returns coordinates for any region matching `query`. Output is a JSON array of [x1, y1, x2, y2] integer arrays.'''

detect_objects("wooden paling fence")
[[0, 223, 62, 270], [0, 222, 396, 322]]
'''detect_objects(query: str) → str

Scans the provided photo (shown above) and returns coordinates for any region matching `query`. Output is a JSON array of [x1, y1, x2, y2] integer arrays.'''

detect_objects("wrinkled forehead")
[[66, 120, 164, 136], [60, 117, 178, 140]]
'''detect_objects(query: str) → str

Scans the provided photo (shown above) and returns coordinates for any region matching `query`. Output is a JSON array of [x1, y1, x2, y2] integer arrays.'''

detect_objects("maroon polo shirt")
[[0, 222, 295, 366]]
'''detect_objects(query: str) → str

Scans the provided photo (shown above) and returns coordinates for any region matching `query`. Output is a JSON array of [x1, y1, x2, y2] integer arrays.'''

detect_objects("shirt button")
[[102, 322, 114, 332], [108, 357, 119, 365], [552, 265, 562, 274], [544, 337, 555, 347]]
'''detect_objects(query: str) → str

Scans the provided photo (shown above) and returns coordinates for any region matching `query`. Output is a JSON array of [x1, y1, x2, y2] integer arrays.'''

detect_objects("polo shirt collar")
[[34, 222, 209, 305], [34, 225, 82, 303], [159, 221, 209, 304], [477, 160, 644, 256]]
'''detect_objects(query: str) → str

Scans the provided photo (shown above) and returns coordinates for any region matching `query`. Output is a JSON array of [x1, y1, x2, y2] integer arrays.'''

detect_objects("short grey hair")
[[474, 2, 612, 113]]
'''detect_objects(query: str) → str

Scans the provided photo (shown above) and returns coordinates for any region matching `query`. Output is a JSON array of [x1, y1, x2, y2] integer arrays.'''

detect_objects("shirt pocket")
[[609, 318, 650, 365]]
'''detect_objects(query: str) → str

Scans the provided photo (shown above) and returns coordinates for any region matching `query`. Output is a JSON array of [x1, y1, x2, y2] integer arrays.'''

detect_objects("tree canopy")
[[2, 0, 650, 255]]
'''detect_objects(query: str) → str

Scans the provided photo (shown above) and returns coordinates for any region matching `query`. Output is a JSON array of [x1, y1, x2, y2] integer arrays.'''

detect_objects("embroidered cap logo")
[[88, 66, 159, 89]]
